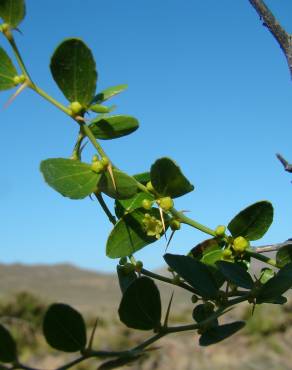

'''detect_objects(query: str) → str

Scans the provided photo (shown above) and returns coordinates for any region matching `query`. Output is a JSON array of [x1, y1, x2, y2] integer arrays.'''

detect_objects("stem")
[[246, 250, 278, 268], [253, 239, 292, 253], [141, 268, 197, 294], [95, 193, 116, 225], [130, 332, 165, 353], [171, 208, 216, 237]]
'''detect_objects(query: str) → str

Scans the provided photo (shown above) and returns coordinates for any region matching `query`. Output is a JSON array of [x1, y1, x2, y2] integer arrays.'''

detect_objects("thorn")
[[87, 318, 98, 351], [15, 27, 23, 35], [251, 303, 256, 316], [158, 206, 166, 234], [108, 164, 117, 192], [165, 230, 175, 251], [4, 81, 28, 108], [163, 291, 174, 328], [276, 153, 292, 172]]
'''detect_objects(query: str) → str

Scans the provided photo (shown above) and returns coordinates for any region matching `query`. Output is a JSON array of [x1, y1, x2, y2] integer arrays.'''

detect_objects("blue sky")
[[1, 0, 292, 272]]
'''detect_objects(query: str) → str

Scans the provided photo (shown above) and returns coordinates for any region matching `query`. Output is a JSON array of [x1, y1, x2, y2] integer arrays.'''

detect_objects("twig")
[[252, 239, 292, 253], [276, 153, 292, 173], [248, 0, 292, 78]]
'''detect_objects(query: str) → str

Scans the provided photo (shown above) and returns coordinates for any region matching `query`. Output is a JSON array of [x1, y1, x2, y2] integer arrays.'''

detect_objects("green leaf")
[[40, 158, 101, 199], [228, 201, 273, 241], [256, 262, 292, 304], [115, 192, 154, 218], [107, 208, 168, 258], [164, 254, 218, 299], [150, 157, 194, 198], [133, 172, 151, 184], [199, 321, 245, 346], [0, 324, 17, 363], [192, 304, 217, 327], [216, 261, 254, 289], [117, 265, 137, 294], [50, 38, 97, 105], [276, 242, 292, 267], [259, 268, 274, 284], [43, 303, 87, 352], [201, 249, 225, 288], [98, 169, 137, 200], [89, 104, 113, 114], [92, 84, 128, 104], [89, 115, 139, 140], [0, 0, 25, 27], [118, 277, 161, 330], [0, 46, 17, 91]]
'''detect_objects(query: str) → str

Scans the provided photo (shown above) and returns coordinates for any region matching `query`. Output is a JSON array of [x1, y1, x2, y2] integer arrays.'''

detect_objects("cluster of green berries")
[[13, 74, 26, 85], [91, 155, 109, 173]]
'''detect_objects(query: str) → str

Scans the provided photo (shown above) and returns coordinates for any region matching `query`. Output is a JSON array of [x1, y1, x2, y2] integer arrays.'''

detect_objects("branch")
[[248, 0, 292, 77], [276, 153, 292, 173], [252, 238, 292, 253]]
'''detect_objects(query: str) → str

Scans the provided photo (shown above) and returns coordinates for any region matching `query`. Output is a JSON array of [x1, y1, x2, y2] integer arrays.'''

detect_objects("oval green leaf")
[[150, 157, 194, 198], [43, 303, 87, 352], [276, 241, 292, 267], [118, 277, 161, 330], [256, 262, 292, 304], [199, 321, 245, 346], [228, 201, 273, 241], [0, 0, 25, 28], [98, 169, 138, 200], [164, 254, 218, 299], [40, 158, 101, 199], [92, 84, 128, 104], [0, 324, 17, 363], [216, 261, 254, 290], [107, 208, 168, 258], [0, 46, 17, 91], [50, 38, 97, 105], [89, 115, 139, 140]]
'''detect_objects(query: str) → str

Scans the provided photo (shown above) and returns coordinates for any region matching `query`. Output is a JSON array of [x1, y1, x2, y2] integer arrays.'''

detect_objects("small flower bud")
[[233, 236, 249, 253], [91, 161, 104, 173], [146, 181, 154, 193], [215, 225, 226, 237], [69, 101, 83, 115], [157, 197, 174, 212], [170, 219, 181, 231], [191, 295, 198, 304], [142, 199, 152, 210]]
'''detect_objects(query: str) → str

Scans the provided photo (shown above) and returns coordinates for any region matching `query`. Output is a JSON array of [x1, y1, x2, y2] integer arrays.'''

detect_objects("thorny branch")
[[248, 0, 292, 78]]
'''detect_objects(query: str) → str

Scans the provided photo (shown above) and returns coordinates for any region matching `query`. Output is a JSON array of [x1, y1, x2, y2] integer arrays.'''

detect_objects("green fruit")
[[0, 23, 9, 32], [100, 157, 110, 167], [91, 161, 104, 173], [215, 225, 226, 237], [70, 101, 83, 115], [157, 197, 174, 212], [142, 199, 152, 210], [92, 155, 99, 162], [222, 249, 232, 259], [191, 295, 199, 304], [170, 219, 181, 231], [233, 236, 249, 253], [13, 75, 21, 85]]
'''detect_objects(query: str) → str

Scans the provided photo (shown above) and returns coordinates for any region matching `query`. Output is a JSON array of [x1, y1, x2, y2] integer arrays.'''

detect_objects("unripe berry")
[[170, 219, 181, 231], [172, 275, 181, 285], [233, 236, 249, 253], [91, 161, 104, 173], [146, 181, 154, 193], [215, 225, 226, 237], [222, 248, 232, 259], [100, 157, 109, 168], [69, 101, 83, 115], [157, 197, 174, 212], [135, 261, 143, 271], [0, 23, 9, 32], [142, 199, 152, 210], [13, 76, 21, 85], [92, 155, 99, 162], [191, 295, 198, 304]]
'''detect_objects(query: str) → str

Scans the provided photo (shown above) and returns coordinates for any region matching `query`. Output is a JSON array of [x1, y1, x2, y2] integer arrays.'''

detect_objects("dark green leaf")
[[133, 172, 151, 184], [199, 321, 245, 346], [201, 249, 224, 266], [43, 303, 87, 352], [0, 324, 17, 363], [107, 208, 168, 258], [256, 263, 292, 303], [164, 254, 218, 299], [117, 265, 137, 294], [192, 304, 217, 327], [115, 192, 154, 218], [0, 46, 17, 90], [40, 158, 101, 199], [0, 0, 25, 27], [216, 261, 254, 289], [276, 242, 292, 268], [50, 38, 97, 105], [92, 84, 128, 104], [228, 201, 273, 241], [150, 157, 194, 198], [118, 277, 161, 330], [89, 115, 139, 140], [98, 169, 137, 200]]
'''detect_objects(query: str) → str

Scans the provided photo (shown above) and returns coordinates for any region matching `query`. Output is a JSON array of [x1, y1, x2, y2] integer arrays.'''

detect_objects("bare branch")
[[248, 0, 292, 77], [252, 238, 292, 253]]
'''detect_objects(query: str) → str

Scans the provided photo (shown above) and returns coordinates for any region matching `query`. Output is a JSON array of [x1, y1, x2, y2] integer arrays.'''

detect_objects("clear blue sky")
[[1, 0, 292, 272]]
